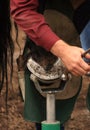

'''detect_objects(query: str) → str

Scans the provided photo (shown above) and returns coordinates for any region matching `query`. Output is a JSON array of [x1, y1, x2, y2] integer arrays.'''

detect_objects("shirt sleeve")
[[10, 0, 60, 51]]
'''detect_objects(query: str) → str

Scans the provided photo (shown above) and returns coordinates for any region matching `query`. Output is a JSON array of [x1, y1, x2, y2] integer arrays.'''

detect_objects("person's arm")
[[10, 0, 90, 76], [50, 39, 90, 76], [10, 0, 60, 51]]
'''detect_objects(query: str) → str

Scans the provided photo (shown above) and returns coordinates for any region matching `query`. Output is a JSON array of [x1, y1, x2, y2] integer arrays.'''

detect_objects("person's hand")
[[50, 40, 90, 76]]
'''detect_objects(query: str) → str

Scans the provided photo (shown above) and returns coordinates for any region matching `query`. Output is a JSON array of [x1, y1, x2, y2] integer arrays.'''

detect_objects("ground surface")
[[0, 24, 90, 130], [0, 73, 90, 130]]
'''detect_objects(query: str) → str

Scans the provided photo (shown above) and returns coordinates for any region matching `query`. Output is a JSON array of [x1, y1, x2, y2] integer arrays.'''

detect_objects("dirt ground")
[[0, 76, 90, 130], [0, 24, 90, 130]]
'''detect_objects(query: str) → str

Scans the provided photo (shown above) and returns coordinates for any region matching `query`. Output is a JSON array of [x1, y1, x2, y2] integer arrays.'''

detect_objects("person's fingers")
[[79, 59, 90, 72], [71, 65, 87, 76], [67, 57, 90, 76], [84, 53, 90, 59]]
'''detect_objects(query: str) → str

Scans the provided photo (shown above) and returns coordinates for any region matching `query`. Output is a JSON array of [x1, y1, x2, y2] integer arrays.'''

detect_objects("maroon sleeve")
[[10, 0, 60, 51]]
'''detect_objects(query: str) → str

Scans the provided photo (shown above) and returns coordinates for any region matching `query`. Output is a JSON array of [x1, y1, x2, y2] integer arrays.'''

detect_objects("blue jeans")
[[80, 21, 90, 62]]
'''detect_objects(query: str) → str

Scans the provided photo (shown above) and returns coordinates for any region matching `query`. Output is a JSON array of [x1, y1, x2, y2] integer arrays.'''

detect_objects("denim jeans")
[[80, 21, 90, 62], [80, 21, 90, 111]]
